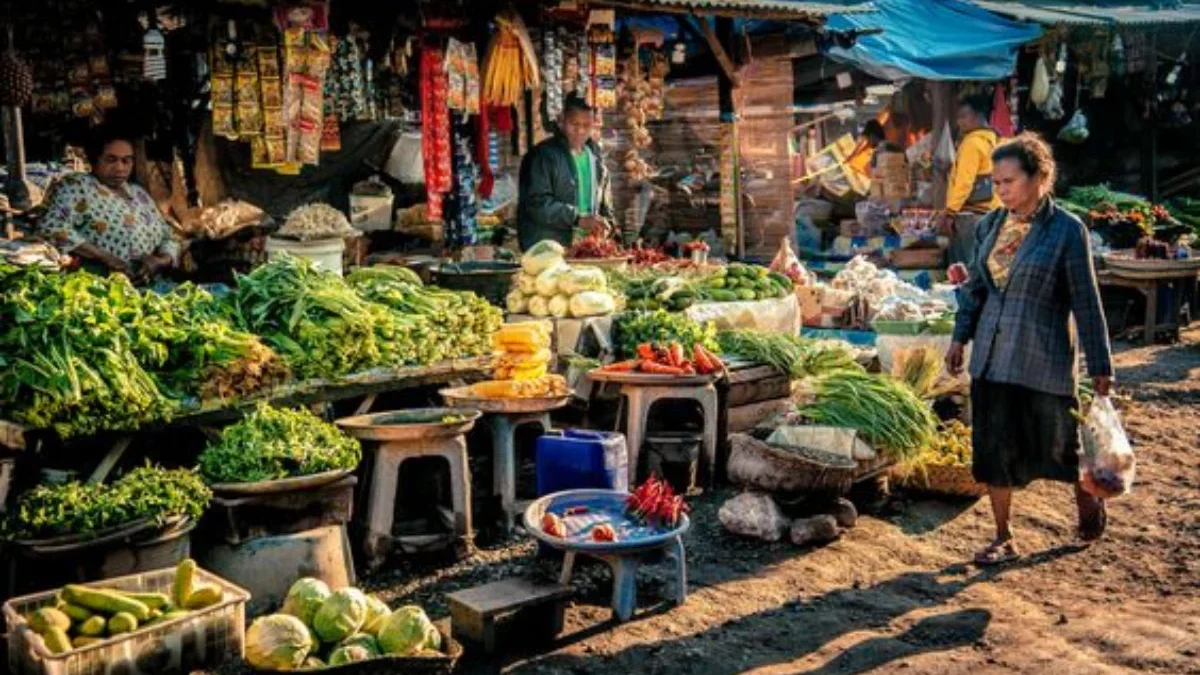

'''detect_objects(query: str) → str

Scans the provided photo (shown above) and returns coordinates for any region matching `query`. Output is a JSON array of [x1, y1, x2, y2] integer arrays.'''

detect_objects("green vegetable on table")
[[198, 403, 361, 484], [614, 310, 719, 359], [2, 465, 210, 542], [798, 370, 938, 461], [716, 330, 862, 380]]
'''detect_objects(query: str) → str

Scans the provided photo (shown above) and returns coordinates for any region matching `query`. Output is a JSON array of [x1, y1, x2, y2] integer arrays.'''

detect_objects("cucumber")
[[71, 636, 104, 650], [736, 289, 757, 301], [42, 628, 72, 654], [28, 608, 71, 635], [706, 278, 726, 289], [62, 586, 151, 622], [118, 592, 171, 611], [58, 603, 93, 623], [107, 612, 138, 636], [172, 560, 197, 608], [709, 289, 738, 302], [78, 616, 107, 637], [183, 585, 224, 610]]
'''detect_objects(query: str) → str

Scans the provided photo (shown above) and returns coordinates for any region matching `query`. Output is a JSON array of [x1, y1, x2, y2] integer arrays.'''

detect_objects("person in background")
[[941, 95, 1003, 265], [946, 133, 1113, 566], [862, 119, 902, 170], [517, 95, 612, 251], [39, 125, 179, 284]]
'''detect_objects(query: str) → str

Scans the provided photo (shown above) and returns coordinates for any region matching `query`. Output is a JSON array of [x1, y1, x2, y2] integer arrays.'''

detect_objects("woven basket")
[[729, 432, 857, 497], [891, 464, 987, 499], [309, 629, 462, 675]]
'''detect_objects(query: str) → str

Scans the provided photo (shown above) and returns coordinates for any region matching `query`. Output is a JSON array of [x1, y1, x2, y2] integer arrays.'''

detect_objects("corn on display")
[[469, 375, 569, 400], [482, 9, 540, 107], [492, 321, 552, 380]]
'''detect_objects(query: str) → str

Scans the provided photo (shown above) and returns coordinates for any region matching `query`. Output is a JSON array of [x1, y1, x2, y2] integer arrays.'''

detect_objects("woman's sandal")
[[1079, 499, 1108, 542], [974, 538, 1020, 566]]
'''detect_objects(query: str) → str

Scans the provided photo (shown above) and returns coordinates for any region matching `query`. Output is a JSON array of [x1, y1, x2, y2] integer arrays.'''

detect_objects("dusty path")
[[441, 329, 1199, 675]]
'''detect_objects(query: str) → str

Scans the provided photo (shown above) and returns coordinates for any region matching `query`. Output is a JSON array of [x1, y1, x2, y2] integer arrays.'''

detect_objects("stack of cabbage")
[[245, 578, 442, 670], [507, 240, 617, 318]]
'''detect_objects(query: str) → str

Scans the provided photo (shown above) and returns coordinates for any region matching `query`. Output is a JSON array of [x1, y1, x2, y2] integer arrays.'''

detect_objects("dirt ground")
[[365, 328, 1199, 675]]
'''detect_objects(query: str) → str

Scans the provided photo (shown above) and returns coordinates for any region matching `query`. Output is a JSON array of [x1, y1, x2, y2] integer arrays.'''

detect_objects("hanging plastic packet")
[[1058, 108, 1089, 144]]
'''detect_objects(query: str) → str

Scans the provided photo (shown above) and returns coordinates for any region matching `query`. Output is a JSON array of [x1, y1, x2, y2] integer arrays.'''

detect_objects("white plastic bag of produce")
[[521, 240, 566, 275], [569, 290, 615, 318], [535, 262, 570, 297], [548, 294, 570, 318], [506, 289, 529, 314], [717, 492, 789, 542], [528, 295, 550, 317], [557, 267, 607, 295], [1078, 395, 1135, 499]]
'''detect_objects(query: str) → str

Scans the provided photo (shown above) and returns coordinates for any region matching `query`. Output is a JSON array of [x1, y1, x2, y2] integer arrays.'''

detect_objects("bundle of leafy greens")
[[2, 465, 211, 541], [198, 403, 362, 484]]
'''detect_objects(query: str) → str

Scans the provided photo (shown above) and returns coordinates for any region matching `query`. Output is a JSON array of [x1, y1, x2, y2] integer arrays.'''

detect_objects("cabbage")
[[506, 289, 529, 314], [535, 262, 569, 297], [312, 588, 368, 643], [516, 273, 537, 296], [340, 632, 381, 656], [328, 644, 373, 665], [301, 656, 325, 670], [362, 595, 391, 635], [528, 296, 549, 317], [245, 614, 313, 671], [280, 578, 331, 628], [558, 267, 607, 295], [548, 294, 570, 318], [569, 291, 616, 318], [521, 240, 565, 275], [377, 605, 439, 656]]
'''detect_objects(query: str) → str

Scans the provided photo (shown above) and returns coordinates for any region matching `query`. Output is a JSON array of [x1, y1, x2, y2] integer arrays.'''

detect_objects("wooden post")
[[929, 81, 956, 210], [715, 16, 744, 260], [2, 105, 29, 211]]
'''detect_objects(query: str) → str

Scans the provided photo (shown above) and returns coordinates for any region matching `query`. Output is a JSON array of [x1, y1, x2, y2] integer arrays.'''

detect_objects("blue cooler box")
[[536, 429, 629, 497]]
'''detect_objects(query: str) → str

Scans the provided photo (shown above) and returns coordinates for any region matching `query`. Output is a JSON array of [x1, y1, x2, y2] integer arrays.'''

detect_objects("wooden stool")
[[448, 578, 571, 654], [483, 411, 552, 535], [617, 381, 719, 488]]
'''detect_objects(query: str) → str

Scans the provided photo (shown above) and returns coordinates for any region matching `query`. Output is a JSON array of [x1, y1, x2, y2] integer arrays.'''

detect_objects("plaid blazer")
[[952, 201, 1113, 397]]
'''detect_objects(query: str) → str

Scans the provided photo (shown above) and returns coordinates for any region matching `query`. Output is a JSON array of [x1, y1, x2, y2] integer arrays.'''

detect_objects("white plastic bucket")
[[265, 236, 346, 276]]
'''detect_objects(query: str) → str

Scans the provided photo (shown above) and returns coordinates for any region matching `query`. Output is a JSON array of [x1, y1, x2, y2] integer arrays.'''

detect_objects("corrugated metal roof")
[[617, 0, 875, 17], [973, 1, 1200, 26]]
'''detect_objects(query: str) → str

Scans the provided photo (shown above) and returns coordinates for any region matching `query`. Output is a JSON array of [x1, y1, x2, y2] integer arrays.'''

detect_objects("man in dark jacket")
[[517, 96, 613, 251]]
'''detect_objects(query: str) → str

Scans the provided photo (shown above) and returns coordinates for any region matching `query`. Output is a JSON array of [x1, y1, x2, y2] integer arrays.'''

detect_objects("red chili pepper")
[[564, 506, 589, 516]]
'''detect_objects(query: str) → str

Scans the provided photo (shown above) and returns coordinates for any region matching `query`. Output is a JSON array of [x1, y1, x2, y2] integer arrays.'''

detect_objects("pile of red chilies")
[[626, 475, 687, 528]]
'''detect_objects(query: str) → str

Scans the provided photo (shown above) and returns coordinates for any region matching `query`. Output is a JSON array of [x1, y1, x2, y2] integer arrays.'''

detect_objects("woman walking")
[[945, 133, 1113, 566]]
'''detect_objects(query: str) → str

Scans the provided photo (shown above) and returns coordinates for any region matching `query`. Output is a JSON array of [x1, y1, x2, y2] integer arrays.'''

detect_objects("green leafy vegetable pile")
[[798, 370, 938, 461], [2, 465, 211, 541], [716, 330, 862, 380], [614, 310, 719, 359], [198, 403, 362, 484]]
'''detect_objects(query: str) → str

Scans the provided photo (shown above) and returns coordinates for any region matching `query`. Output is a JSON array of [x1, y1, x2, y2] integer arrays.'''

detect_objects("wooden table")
[[1098, 269, 1198, 343], [0, 357, 492, 482]]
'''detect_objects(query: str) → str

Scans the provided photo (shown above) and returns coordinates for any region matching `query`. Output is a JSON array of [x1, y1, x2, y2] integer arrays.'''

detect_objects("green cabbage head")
[[312, 587, 368, 643], [377, 605, 439, 656], [301, 657, 325, 670], [245, 614, 313, 671], [327, 644, 374, 666], [362, 595, 390, 635], [339, 633, 380, 657], [280, 577, 331, 627]]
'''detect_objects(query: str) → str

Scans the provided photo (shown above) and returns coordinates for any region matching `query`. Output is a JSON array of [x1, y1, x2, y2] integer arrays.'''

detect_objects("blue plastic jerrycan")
[[535, 429, 629, 497]]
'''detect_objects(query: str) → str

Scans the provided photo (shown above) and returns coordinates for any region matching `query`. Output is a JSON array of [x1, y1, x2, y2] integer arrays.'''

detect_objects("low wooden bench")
[[447, 578, 572, 654]]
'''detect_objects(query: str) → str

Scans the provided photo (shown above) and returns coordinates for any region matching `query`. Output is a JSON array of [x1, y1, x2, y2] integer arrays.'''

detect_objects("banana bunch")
[[483, 9, 540, 107]]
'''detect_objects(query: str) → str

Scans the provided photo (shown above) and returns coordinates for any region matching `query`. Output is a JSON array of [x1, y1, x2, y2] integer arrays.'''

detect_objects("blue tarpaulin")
[[825, 0, 1043, 81]]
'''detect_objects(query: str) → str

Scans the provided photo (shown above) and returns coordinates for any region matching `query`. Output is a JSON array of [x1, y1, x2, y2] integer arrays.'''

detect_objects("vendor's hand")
[[131, 254, 169, 284], [579, 215, 610, 237], [937, 213, 957, 236], [945, 341, 966, 376], [1093, 375, 1113, 397]]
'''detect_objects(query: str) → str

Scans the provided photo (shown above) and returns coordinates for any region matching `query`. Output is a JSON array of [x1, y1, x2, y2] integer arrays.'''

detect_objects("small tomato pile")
[[630, 242, 670, 266], [596, 341, 722, 376], [626, 475, 687, 529]]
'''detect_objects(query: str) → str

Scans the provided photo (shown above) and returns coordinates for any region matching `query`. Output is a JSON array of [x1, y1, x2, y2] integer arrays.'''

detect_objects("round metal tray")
[[587, 370, 718, 386], [440, 386, 572, 414], [565, 256, 631, 270], [524, 489, 690, 555], [336, 408, 481, 441], [209, 469, 355, 496], [1103, 251, 1200, 278]]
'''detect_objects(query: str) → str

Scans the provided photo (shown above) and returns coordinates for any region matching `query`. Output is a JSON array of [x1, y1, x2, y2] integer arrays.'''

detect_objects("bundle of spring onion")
[[798, 370, 938, 461], [716, 330, 862, 380]]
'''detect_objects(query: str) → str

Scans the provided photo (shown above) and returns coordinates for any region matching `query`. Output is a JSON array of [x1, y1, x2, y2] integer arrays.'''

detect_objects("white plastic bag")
[[717, 492, 789, 542], [1078, 396, 1136, 499]]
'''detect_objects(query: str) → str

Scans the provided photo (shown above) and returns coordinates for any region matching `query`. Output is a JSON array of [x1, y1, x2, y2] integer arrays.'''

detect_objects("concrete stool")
[[362, 434, 472, 568], [484, 411, 552, 534], [617, 381, 719, 488], [448, 578, 571, 654]]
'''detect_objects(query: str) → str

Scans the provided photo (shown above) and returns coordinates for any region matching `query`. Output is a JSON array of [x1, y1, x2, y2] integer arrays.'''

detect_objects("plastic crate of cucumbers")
[[3, 560, 249, 675]]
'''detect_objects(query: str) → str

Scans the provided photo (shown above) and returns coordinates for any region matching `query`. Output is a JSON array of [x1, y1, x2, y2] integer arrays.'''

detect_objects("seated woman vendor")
[[39, 126, 179, 283]]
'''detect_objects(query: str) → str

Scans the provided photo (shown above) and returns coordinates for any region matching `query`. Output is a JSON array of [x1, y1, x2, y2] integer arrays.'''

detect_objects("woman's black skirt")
[[971, 379, 1081, 488]]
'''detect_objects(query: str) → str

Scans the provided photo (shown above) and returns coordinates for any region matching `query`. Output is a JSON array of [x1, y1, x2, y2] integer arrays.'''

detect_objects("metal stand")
[[558, 534, 687, 622], [484, 411, 552, 535]]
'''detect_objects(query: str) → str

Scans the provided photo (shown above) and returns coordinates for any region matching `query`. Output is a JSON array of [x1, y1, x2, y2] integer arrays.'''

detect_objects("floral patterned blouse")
[[986, 211, 1033, 290], [39, 173, 180, 265]]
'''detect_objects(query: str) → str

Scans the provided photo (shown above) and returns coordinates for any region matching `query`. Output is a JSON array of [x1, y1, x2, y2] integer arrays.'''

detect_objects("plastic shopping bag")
[[1078, 396, 1136, 499]]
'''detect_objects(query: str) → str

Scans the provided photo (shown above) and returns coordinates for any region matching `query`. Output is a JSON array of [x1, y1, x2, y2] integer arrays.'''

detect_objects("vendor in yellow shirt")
[[940, 96, 1003, 265]]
